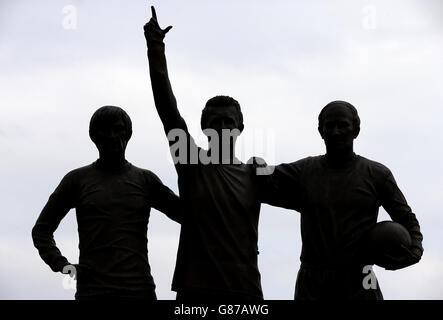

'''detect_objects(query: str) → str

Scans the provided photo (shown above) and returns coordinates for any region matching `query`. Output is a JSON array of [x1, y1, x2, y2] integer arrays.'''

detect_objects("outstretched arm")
[[148, 172, 182, 224], [144, 6, 188, 135], [257, 162, 302, 211]]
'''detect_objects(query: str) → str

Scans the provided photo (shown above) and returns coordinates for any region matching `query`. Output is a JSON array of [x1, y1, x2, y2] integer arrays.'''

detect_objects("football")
[[366, 221, 412, 268]]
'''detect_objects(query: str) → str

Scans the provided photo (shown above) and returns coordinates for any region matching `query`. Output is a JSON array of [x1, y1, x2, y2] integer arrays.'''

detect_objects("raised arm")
[[144, 6, 188, 135], [31, 173, 75, 273]]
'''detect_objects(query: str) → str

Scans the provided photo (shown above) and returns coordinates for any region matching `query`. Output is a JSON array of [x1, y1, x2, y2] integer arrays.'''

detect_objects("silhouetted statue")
[[144, 7, 265, 301], [261, 101, 424, 300], [32, 106, 181, 300]]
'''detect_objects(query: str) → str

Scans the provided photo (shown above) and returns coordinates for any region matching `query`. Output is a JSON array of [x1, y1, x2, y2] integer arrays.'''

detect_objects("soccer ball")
[[366, 221, 412, 268]]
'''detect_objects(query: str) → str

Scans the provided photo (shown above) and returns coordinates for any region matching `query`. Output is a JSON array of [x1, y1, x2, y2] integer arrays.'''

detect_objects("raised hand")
[[144, 6, 173, 44]]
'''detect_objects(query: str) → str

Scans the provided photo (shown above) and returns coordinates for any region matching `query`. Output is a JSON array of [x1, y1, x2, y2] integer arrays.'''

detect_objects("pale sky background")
[[1, 0, 442, 299]]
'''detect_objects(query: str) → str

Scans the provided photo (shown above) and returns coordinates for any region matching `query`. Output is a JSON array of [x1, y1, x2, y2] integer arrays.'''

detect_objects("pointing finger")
[[151, 6, 157, 20]]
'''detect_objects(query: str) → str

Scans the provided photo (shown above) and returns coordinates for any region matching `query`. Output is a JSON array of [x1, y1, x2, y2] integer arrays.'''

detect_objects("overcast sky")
[[1, 0, 442, 299]]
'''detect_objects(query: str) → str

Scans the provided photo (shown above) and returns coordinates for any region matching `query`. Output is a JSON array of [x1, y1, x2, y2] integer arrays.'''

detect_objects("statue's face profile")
[[320, 105, 356, 151], [94, 118, 128, 158]]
